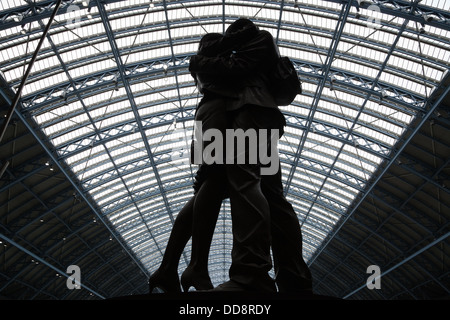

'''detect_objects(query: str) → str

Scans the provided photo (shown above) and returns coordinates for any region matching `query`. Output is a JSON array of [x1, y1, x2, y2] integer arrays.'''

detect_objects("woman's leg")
[[181, 97, 229, 291], [159, 197, 195, 272], [149, 196, 195, 293], [181, 165, 227, 291], [190, 167, 226, 266]]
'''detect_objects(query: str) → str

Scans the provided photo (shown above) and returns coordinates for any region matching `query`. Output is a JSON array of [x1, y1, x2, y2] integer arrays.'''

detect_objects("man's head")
[[225, 18, 259, 40]]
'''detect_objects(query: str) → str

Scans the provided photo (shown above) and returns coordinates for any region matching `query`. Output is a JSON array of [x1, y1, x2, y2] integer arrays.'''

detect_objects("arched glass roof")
[[0, 0, 449, 291]]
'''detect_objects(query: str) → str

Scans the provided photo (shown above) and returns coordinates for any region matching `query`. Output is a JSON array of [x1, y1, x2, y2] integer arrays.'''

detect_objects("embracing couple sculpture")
[[149, 18, 312, 293]]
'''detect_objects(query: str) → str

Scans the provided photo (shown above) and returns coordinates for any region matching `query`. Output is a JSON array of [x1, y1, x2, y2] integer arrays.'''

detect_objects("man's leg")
[[223, 105, 276, 292], [225, 162, 274, 291], [261, 163, 313, 293]]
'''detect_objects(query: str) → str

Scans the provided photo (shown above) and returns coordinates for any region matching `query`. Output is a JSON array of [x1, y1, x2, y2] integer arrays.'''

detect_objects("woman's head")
[[197, 33, 224, 56]]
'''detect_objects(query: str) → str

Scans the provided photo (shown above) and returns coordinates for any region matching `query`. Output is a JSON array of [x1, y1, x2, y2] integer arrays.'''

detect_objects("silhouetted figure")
[[149, 19, 312, 293], [189, 18, 283, 292], [149, 33, 228, 293]]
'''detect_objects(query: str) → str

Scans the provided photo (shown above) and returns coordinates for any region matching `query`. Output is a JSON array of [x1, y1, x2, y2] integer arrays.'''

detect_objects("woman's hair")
[[197, 33, 224, 57]]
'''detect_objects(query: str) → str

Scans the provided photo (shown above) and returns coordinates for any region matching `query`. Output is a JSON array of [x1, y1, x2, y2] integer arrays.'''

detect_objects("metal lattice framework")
[[0, 0, 449, 299]]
